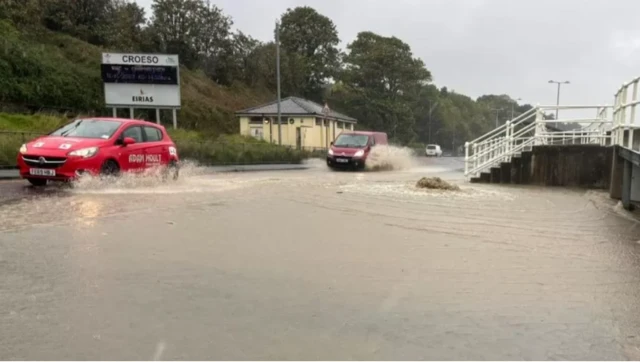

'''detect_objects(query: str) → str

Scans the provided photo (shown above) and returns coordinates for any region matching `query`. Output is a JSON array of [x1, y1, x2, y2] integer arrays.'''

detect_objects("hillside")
[[0, 0, 534, 150], [0, 19, 272, 135]]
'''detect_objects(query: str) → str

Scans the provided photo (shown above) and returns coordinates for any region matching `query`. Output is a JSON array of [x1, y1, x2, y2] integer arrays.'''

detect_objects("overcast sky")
[[134, 0, 640, 108]]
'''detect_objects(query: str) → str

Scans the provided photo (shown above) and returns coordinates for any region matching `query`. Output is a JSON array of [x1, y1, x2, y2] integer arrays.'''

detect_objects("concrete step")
[[490, 167, 501, 183], [500, 162, 512, 183]]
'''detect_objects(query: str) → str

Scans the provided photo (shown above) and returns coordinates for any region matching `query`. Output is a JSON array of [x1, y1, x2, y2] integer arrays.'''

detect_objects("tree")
[[210, 31, 259, 86], [104, 0, 147, 51], [41, 0, 113, 45], [332, 31, 431, 143], [244, 42, 305, 95], [150, 0, 231, 69], [278, 7, 340, 101], [0, 0, 44, 26]]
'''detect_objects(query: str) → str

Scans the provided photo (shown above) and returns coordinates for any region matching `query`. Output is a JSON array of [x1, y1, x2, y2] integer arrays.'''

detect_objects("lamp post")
[[275, 21, 282, 145], [548, 80, 570, 120], [322, 103, 330, 149], [427, 100, 438, 144], [511, 98, 522, 121], [490, 107, 503, 128]]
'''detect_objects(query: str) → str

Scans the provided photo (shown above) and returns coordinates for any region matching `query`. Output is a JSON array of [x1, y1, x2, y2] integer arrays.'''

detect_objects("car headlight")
[[328, 149, 334, 156], [68, 147, 99, 158], [19, 144, 27, 154], [353, 149, 365, 158]]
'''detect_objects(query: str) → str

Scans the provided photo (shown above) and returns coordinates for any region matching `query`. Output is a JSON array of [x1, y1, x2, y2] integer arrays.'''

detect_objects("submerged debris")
[[415, 177, 460, 191]]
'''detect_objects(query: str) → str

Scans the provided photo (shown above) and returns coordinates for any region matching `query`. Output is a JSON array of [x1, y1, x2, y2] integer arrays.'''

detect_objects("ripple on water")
[[338, 181, 517, 201]]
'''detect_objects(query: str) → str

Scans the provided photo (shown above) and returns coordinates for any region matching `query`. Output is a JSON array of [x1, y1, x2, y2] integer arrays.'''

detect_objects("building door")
[[296, 127, 302, 150]]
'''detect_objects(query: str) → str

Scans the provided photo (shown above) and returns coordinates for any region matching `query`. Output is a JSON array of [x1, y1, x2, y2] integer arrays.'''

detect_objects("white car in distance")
[[425, 144, 442, 157]]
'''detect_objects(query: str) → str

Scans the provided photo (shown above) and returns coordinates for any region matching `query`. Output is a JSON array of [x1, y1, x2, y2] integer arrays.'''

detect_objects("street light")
[[427, 100, 438, 144], [322, 103, 330, 149], [511, 98, 522, 121], [549, 80, 570, 120]]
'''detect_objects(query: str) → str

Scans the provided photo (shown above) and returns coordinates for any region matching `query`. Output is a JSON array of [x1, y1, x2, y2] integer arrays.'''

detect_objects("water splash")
[[365, 145, 416, 171], [68, 160, 217, 194]]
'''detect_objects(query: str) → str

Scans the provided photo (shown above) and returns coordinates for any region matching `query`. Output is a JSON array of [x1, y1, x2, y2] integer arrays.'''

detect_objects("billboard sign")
[[101, 53, 181, 108]]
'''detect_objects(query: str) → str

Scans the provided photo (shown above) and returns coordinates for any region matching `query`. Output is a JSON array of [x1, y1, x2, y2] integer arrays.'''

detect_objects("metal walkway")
[[464, 105, 612, 180]]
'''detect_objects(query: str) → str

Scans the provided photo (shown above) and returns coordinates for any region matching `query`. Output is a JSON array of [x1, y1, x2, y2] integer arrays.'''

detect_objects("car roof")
[[81, 117, 165, 129], [339, 131, 385, 136]]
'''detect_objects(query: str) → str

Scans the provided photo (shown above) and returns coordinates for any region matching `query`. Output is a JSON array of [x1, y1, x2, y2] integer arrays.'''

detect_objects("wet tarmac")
[[2, 156, 640, 359]]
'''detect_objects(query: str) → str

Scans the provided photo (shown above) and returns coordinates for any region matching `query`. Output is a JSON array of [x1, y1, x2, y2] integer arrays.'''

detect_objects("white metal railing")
[[464, 105, 612, 179], [612, 77, 640, 150]]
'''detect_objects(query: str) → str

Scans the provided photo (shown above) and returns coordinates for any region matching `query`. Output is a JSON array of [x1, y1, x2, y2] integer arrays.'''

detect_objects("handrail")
[[468, 107, 537, 145], [464, 103, 612, 178]]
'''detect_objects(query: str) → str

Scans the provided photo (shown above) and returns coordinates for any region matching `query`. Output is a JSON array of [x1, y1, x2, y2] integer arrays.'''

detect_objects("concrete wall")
[[238, 116, 355, 149], [530, 145, 613, 188]]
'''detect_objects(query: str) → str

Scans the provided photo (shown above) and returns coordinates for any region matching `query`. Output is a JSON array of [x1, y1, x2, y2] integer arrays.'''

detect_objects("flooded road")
[[2, 157, 640, 359]]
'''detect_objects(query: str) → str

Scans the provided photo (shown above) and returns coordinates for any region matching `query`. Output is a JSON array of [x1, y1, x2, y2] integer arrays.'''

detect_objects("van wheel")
[[100, 160, 120, 177], [27, 178, 47, 187]]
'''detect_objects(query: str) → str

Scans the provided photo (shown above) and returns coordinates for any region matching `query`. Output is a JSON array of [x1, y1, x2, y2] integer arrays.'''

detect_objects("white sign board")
[[101, 53, 181, 108]]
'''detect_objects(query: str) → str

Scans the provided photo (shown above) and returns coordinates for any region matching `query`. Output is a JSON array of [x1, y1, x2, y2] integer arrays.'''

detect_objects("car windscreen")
[[333, 134, 370, 148], [49, 119, 122, 139], [427, 145, 437, 150]]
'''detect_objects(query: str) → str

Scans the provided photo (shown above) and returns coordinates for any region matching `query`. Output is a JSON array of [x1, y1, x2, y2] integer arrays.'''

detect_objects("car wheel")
[[100, 160, 120, 178], [163, 161, 179, 181], [27, 178, 47, 187]]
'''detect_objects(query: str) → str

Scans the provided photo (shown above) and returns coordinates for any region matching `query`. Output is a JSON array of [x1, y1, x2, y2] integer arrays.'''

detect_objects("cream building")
[[236, 97, 357, 149]]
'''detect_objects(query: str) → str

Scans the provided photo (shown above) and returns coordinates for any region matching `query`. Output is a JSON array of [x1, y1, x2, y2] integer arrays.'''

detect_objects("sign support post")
[[156, 109, 161, 124], [112, 108, 117, 117], [172, 109, 177, 129]]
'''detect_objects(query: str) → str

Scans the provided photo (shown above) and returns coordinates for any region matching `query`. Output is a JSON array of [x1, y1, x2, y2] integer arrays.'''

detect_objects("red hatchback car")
[[17, 117, 180, 186]]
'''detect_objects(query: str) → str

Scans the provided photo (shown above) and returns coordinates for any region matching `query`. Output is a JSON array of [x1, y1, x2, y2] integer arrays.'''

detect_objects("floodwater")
[[2, 157, 640, 359]]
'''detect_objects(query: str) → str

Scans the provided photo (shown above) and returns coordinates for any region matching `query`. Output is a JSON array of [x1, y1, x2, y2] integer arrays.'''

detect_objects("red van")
[[326, 131, 388, 170]]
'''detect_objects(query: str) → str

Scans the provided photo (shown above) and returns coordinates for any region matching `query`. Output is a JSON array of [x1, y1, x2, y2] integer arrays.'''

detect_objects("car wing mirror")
[[122, 137, 136, 146]]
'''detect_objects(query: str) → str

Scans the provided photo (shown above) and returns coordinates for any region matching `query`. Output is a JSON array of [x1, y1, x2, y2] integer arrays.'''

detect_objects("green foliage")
[[150, 0, 232, 70], [329, 32, 431, 144], [278, 6, 340, 101], [0, 112, 68, 131], [0, 0, 531, 154], [176, 135, 309, 165], [0, 113, 309, 167]]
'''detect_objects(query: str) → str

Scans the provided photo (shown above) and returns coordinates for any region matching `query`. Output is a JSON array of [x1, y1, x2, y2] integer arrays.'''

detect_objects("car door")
[[118, 125, 146, 172], [142, 125, 166, 169]]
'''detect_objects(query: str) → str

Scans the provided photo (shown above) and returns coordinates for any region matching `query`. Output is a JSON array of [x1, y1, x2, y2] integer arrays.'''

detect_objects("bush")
[[174, 137, 307, 165], [0, 112, 68, 132], [0, 113, 312, 167]]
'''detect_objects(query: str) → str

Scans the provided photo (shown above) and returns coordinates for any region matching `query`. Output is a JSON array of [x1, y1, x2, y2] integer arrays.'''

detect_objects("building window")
[[250, 128, 264, 140], [249, 117, 262, 125], [315, 118, 322, 126]]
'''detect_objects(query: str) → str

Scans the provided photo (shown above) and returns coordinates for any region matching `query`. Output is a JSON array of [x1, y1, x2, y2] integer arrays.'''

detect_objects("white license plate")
[[336, 158, 349, 163], [29, 168, 56, 176]]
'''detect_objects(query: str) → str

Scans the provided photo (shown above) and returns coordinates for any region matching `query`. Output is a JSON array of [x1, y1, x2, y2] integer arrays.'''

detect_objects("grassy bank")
[[0, 113, 320, 167], [0, 19, 272, 134]]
